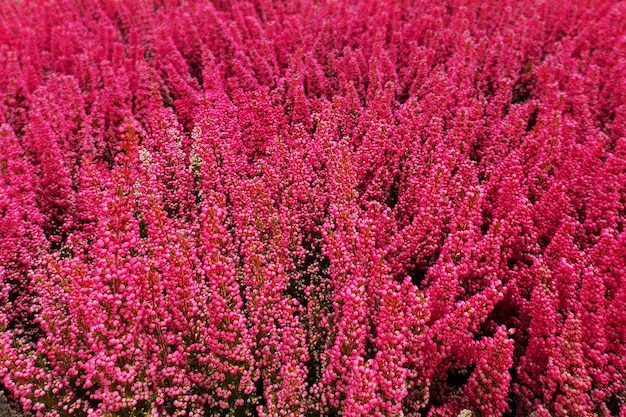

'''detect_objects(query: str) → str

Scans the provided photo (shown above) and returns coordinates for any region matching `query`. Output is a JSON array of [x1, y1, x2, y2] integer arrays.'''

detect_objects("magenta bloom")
[[1, 0, 626, 416]]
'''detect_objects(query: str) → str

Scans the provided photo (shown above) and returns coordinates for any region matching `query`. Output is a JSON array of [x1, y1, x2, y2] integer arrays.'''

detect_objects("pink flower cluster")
[[1, 0, 626, 416]]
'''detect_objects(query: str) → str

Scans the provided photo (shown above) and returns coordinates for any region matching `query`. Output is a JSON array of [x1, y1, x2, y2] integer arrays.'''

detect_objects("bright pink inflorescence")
[[1, 0, 626, 416]]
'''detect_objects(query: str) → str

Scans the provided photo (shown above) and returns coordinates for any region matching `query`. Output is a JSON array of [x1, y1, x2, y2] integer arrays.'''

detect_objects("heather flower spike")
[[1, 0, 625, 416]]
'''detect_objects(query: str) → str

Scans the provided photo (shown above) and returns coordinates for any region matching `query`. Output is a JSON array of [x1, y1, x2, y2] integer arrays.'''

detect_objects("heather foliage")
[[1, 0, 625, 416]]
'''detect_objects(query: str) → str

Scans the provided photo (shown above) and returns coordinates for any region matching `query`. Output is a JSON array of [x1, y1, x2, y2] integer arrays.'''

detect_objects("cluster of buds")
[[1, 0, 626, 416]]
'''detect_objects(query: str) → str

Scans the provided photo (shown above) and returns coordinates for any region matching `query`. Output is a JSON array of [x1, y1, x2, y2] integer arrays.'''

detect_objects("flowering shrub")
[[1, 0, 626, 416]]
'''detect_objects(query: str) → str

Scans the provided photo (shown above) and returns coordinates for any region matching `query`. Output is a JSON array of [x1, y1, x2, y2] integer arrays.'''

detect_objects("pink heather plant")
[[1, 0, 626, 416]]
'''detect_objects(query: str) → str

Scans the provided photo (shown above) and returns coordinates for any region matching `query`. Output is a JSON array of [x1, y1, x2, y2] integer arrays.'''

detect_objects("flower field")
[[1, 0, 626, 416]]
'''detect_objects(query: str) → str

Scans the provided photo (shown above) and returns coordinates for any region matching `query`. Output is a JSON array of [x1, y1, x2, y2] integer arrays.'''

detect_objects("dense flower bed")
[[1, 0, 625, 416]]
